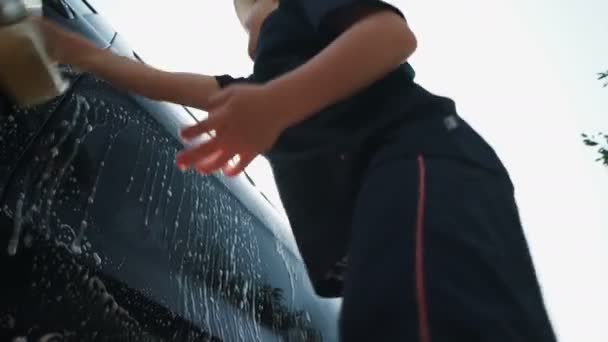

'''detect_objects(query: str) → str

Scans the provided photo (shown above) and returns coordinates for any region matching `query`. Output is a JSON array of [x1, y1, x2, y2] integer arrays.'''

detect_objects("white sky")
[[89, 1, 608, 341]]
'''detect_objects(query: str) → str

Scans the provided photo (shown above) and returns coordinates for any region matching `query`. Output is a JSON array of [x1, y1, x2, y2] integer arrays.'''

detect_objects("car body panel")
[[0, 1, 339, 341]]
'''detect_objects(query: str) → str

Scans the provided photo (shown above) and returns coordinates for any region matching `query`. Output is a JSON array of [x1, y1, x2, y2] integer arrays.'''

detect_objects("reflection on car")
[[0, 1, 340, 341]]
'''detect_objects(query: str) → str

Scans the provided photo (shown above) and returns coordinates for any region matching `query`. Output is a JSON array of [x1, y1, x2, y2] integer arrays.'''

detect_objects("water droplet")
[[93, 253, 102, 265], [39, 333, 64, 342], [7, 193, 25, 256], [70, 243, 82, 255], [51, 147, 59, 157]]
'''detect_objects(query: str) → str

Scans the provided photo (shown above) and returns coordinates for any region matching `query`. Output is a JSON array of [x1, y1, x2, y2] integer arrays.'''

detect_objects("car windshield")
[[86, 0, 287, 217]]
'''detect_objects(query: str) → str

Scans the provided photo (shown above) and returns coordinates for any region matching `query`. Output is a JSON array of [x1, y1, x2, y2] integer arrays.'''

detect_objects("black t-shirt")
[[216, 0, 458, 157], [216, 0, 507, 297]]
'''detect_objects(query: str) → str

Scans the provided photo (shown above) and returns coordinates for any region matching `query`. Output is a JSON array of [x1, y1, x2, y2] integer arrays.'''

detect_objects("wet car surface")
[[0, 1, 340, 341]]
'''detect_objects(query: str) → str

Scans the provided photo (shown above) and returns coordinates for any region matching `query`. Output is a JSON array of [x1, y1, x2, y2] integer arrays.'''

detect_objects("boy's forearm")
[[91, 56, 220, 109], [77, 48, 166, 100], [78, 49, 219, 109], [266, 10, 417, 128], [40, 18, 220, 109]]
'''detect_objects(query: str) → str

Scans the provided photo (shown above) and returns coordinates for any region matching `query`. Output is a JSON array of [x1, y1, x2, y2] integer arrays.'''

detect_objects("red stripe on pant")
[[415, 155, 431, 342]]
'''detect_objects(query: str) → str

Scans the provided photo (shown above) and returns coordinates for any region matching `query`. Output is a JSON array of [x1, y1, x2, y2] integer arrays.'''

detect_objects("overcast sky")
[[89, 1, 608, 341]]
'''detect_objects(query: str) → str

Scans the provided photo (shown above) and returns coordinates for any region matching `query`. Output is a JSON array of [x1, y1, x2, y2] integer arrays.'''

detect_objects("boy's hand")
[[34, 17, 96, 66], [176, 84, 288, 177]]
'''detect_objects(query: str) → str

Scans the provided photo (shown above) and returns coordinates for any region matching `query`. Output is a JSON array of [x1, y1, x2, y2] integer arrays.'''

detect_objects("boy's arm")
[[266, 3, 417, 129], [38, 18, 220, 110]]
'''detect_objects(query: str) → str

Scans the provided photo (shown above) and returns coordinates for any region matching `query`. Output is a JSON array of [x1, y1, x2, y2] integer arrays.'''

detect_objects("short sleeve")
[[215, 74, 255, 88], [293, 0, 406, 31]]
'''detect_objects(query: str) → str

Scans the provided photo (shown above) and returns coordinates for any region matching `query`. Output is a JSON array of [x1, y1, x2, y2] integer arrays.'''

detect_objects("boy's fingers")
[[223, 153, 254, 177], [180, 115, 221, 141], [176, 138, 222, 170], [195, 150, 233, 175]]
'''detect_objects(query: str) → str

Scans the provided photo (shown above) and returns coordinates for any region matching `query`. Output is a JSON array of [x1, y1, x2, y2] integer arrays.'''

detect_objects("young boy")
[[38, 0, 558, 340]]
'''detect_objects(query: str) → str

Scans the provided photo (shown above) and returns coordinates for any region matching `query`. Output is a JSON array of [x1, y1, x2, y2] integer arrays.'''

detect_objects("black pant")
[[338, 153, 557, 341]]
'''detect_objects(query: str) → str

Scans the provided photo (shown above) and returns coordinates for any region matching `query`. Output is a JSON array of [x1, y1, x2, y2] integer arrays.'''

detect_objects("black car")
[[0, 1, 340, 341]]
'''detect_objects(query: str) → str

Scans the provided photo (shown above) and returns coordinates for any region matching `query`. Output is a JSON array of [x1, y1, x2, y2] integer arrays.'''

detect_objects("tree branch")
[[599, 71, 608, 87], [581, 70, 607, 166]]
